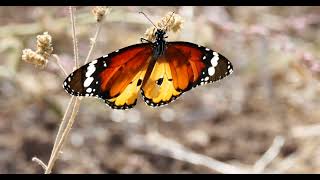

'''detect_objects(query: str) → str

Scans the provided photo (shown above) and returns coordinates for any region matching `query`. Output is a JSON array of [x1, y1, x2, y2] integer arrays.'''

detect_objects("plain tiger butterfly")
[[63, 12, 233, 110]]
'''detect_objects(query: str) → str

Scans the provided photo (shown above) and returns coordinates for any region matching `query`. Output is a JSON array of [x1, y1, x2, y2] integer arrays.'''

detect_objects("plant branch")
[[49, 96, 75, 159], [84, 20, 103, 64], [45, 97, 81, 174], [32, 157, 48, 171], [69, 6, 79, 69], [52, 54, 67, 76], [253, 136, 285, 173], [128, 132, 249, 174]]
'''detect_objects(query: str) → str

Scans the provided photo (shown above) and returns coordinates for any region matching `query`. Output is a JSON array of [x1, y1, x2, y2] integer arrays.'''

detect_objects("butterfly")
[[63, 15, 233, 110]]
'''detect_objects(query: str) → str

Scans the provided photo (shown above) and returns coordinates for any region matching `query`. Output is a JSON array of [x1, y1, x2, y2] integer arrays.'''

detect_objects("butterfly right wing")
[[63, 43, 153, 109], [141, 41, 233, 107]]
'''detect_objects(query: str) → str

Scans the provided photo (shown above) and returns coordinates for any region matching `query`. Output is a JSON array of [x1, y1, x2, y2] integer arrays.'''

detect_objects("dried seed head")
[[144, 12, 184, 41], [22, 49, 47, 68], [144, 27, 157, 42], [92, 6, 110, 22], [157, 12, 184, 32], [36, 32, 53, 60]]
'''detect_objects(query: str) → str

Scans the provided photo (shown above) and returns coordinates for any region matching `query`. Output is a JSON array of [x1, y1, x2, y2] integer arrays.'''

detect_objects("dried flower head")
[[22, 32, 53, 69], [144, 27, 157, 42], [157, 12, 184, 32], [36, 32, 53, 60], [22, 49, 47, 68], [144, 12, 184, 41], [92, 6, 110, 22]]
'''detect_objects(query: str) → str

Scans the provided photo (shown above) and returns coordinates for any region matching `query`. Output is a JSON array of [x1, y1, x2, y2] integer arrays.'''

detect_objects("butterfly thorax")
[[152, 29, 167, 59]]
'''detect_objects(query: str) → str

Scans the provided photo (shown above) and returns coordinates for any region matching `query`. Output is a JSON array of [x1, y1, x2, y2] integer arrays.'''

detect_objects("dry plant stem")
[[253, 136, 285, 173], [128, 132, 249, 174], [291, 123, 320, 138], [32, 157, 48, 171], [49, 96, 75, 159], [45, 6, 82, 174], [84, 21, 103, 64], [45, 98, 81, 174], [69, 6, 79, 69], [52, 54, 67, 76]]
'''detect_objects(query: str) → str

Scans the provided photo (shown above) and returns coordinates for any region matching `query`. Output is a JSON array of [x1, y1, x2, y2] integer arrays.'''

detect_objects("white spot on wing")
[[208, 67, 215, 76], [84, 77, 94, 87], [91, 60, 98, 64], [210, 53, 219, 67], [86, 88, 92, 93], [86, 63, 96, 77]]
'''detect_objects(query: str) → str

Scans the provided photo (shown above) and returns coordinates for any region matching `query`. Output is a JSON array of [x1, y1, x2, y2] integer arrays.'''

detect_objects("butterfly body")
[[63, 28, 233, 110]]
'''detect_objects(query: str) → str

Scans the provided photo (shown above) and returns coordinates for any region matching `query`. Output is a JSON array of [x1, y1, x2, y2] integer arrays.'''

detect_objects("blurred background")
[[0, 6, 320, 173]]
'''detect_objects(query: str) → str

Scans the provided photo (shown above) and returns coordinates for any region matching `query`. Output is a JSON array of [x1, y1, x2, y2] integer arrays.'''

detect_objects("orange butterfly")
[[63, 17, 233, 110]]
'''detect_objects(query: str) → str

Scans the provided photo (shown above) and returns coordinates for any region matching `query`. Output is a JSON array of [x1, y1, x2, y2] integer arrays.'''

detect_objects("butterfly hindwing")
[[141, 57, 182, 107], [63, 43, 153, 109], [141, 41, 233, 107]]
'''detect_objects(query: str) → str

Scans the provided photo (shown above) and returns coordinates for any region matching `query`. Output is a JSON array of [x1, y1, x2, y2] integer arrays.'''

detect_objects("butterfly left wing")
[[141, 41, 233, 107], [63, 43, 153, 110]]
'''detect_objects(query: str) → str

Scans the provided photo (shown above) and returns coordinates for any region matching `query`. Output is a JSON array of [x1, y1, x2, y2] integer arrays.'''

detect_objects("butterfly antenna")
[[139, 12, 158, 28], [163, 12, 175, 30]]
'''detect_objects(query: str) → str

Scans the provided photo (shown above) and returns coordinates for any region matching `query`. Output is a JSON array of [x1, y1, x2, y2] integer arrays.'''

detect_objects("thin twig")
[[49, 96, 75, 160], [84, 21, 103, 64], [44, 6, 82, 174], [32, 157, 48, 171], [291, 124, 320, 138], [45, 98, 81, 174], [69, 6, 79, 69], [253, 136, 285, 173], [128, 132, 249, 174], [52, 54, 67, 76]]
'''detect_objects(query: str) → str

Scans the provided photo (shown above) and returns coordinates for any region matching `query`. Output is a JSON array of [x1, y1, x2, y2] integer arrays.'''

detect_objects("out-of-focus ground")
[[1, 6, 320, 174]]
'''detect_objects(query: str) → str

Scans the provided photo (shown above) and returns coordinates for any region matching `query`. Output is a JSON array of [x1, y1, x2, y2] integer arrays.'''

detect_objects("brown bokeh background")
[[1, 6, 320, 173]]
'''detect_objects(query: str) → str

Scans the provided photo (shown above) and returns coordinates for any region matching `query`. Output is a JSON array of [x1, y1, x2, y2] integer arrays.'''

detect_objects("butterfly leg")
[[140, 38, 152, 43]]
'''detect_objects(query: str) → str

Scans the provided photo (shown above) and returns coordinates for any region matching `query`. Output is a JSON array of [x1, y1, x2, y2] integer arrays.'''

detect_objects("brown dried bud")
[[36, 32, 53, 60], [157, 12, 184, 32], [22, 49, 47, 68], [92, 6, 110, 22], [144, 12, 184, 41], [144, 27, 157, 42]]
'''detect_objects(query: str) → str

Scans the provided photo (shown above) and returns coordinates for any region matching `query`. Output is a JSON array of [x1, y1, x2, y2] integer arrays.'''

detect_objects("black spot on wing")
[[137, 79, 142, 86]]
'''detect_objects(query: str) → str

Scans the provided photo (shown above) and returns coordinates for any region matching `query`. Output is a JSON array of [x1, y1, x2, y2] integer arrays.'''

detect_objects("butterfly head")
[[155, 29, 167, 41]]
